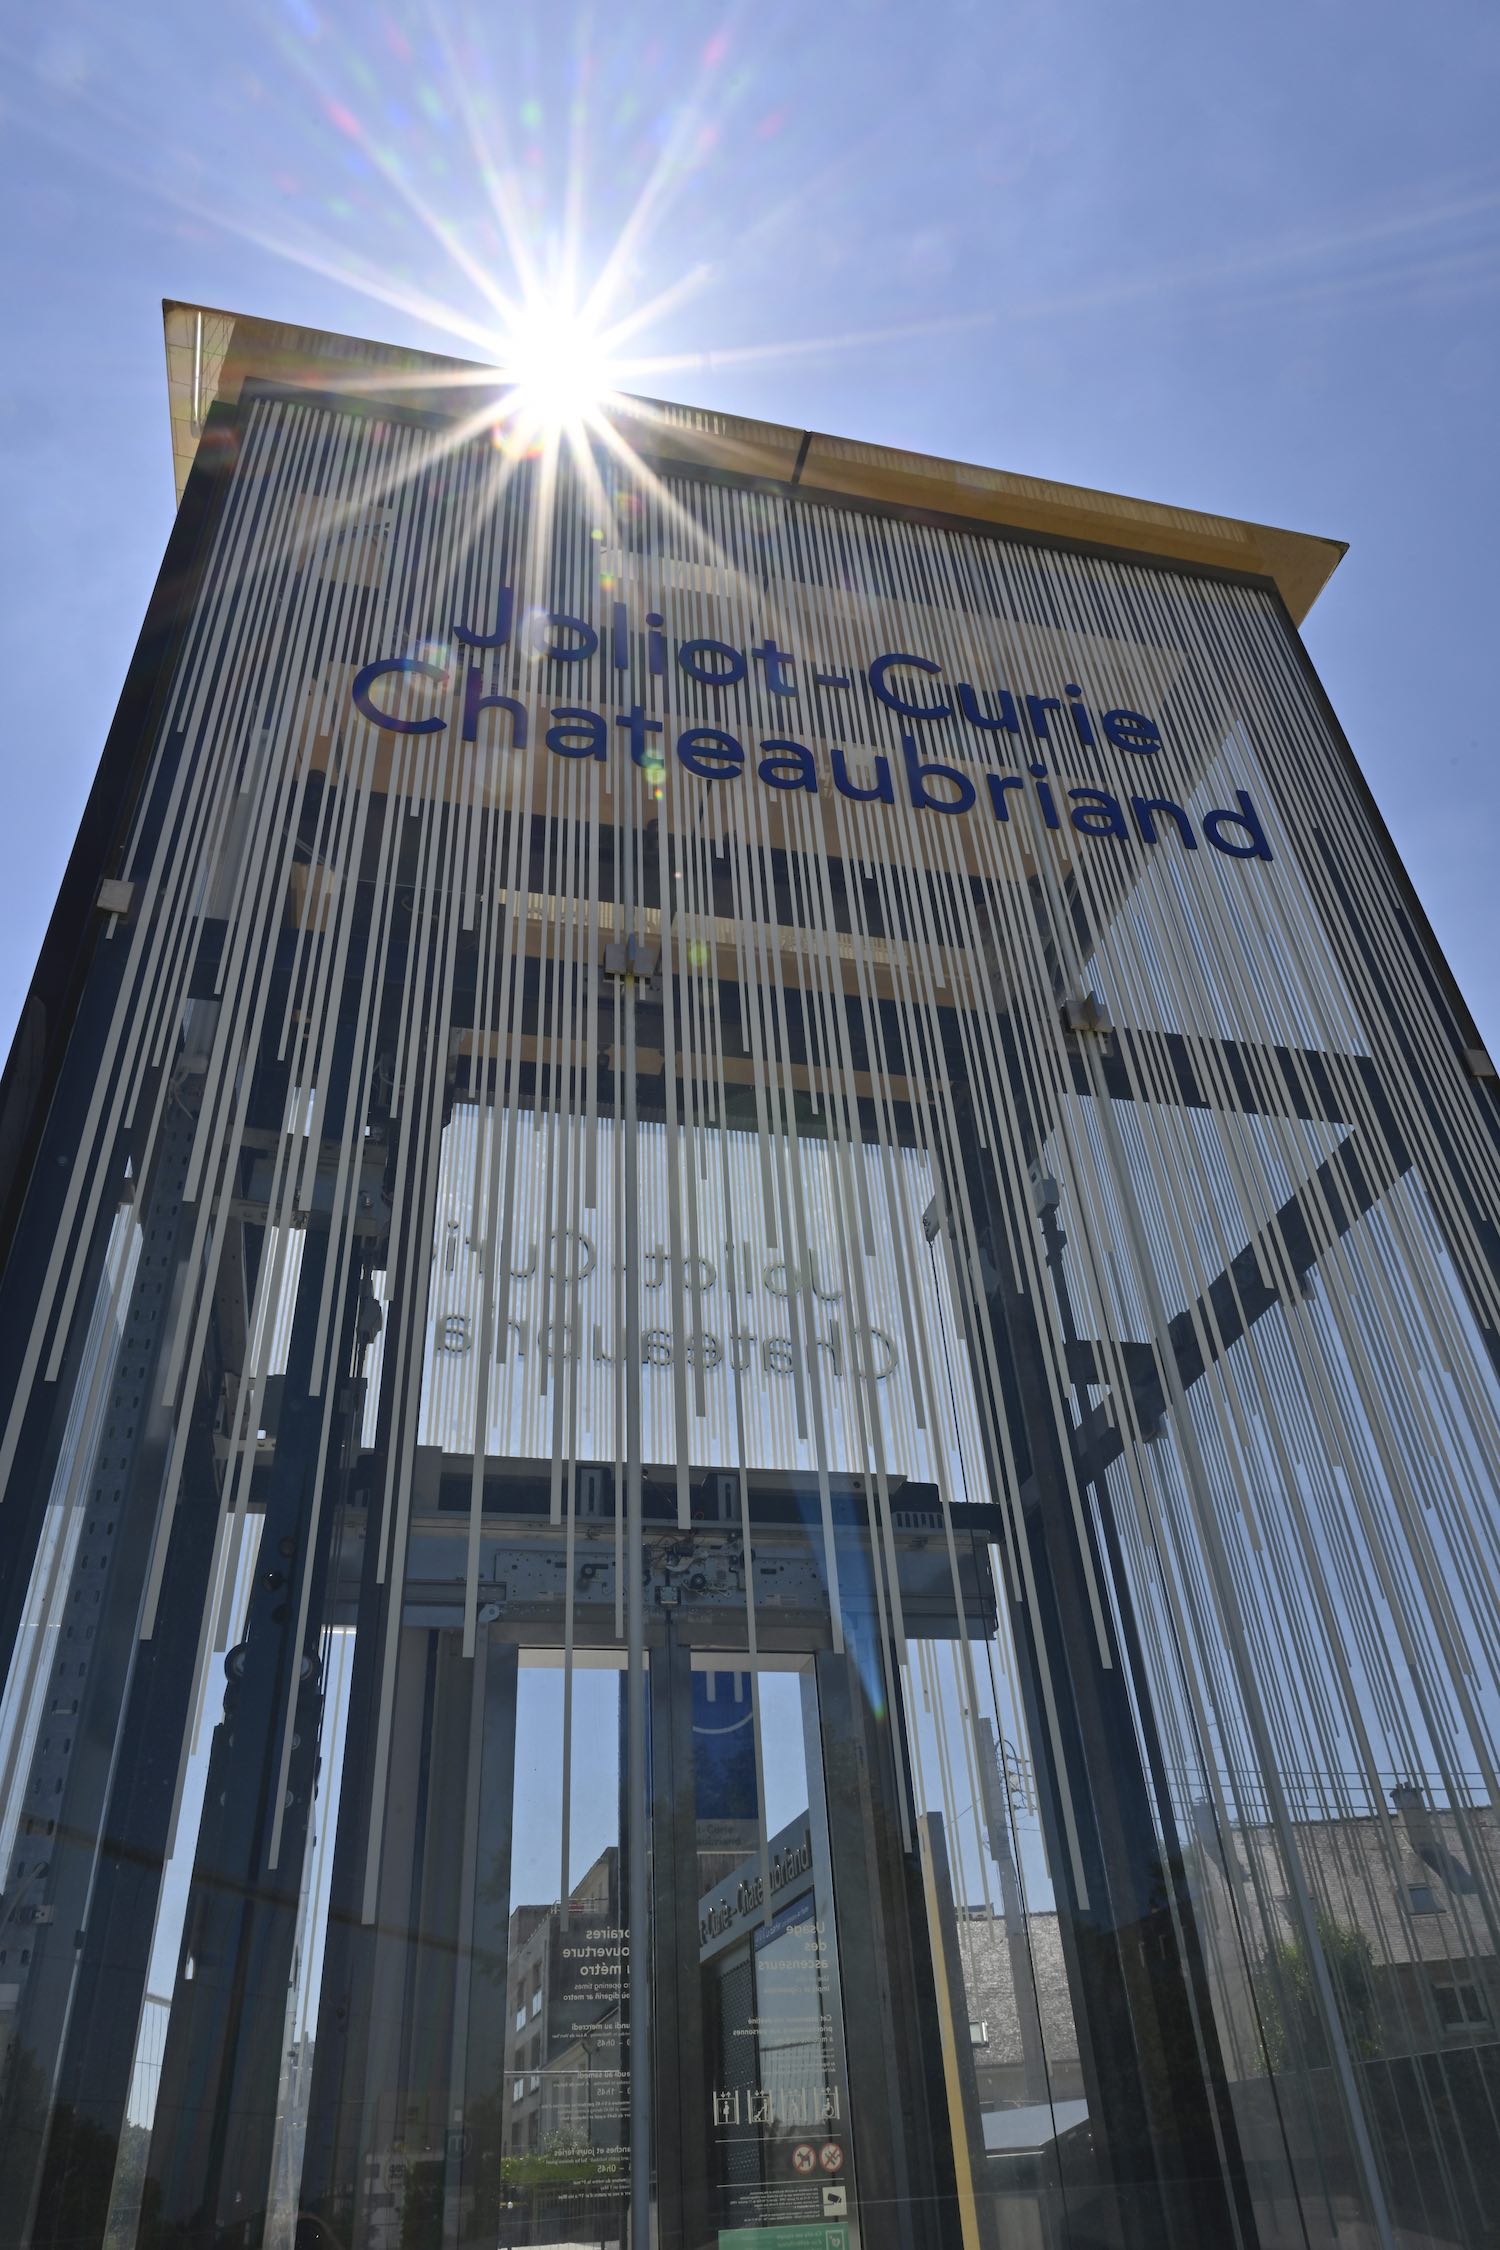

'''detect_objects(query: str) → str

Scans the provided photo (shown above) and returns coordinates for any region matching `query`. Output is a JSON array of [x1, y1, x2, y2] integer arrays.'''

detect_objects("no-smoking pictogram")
[[792, 2144, 817, 2175], [819, 2142, 844, 2174]]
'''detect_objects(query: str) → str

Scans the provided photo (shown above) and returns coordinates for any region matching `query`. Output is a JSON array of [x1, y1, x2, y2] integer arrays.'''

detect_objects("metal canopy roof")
[[163, 299, 1346, 624]]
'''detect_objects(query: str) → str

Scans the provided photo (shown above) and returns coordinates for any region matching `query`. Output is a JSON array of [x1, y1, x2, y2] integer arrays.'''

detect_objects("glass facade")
[[1, 329, 1498, 2250]]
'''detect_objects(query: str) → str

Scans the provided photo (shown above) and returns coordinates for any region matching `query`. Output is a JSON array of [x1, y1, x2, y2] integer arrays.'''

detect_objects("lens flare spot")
[[496, 297, 617, 433]]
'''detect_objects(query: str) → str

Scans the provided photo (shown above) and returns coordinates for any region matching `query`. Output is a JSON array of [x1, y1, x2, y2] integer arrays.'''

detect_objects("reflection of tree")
[[501, 2132, 620, 2199], [490, 2129, 626, 2246], [0, 2040, 163, 2250], [1254, 1914, 1380, 2071], [103, 2125, 155, 2249], [398, 2156, 444, 2250]]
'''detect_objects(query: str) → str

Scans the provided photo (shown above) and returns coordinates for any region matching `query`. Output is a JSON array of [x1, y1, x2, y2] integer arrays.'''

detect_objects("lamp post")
[[976, 1716, 1048, 2104]]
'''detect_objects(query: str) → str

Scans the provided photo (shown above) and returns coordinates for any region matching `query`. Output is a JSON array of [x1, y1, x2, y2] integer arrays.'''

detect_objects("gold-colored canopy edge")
[[163, 300, 1346, 625]]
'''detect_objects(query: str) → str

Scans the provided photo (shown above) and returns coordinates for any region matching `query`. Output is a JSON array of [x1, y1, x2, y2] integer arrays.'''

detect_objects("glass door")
[[690, 1657, 856, 2250], [499, 1650, 631, 2250]]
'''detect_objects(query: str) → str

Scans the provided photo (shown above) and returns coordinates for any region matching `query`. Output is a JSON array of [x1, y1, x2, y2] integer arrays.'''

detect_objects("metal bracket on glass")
[[97, 877, 137, 919], [1062, 992, 1112, 1037], [1029, 1166, 1062, 1217], [603, 935, 660, 981]]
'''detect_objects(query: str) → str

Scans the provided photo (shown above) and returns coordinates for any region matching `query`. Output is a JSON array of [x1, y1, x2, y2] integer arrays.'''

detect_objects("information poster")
[[703, 1824, 856, 2248], [506, 1892, 631, 2240]]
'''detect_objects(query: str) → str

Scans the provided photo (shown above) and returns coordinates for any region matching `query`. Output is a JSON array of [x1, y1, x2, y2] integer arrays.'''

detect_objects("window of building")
[[1408, 1883, 1444, 1914], [1433, 1979, 1488, 2030]]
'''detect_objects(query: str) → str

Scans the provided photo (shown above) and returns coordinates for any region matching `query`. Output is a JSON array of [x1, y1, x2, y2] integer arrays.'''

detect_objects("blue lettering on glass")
[[869, 652, 952, 721], [759, 739, 819, 792], [1132, 796, 1196, 849], [753, 638, 797, 696], [1025, 693, 1063, 742], [350, 587, 1276, 866], [1203, 792, 1273, 859], [678, 638, 747, 688], [957, 682, 1020, 734], [617, 705, 663, 766], [539, 610, 598, 663], [1028, 763, 1061, 829], [352, 656, 449, 734], [1064, 684, 1096, 749], [1102, 708, 1163, 755], [903, 734, 974, 814], [547, 706, 608, 760], [676, 727, 744, 780], [1069, 788, 1128, 839], [453, 587, 514, 650], [463, 667, 527, 747], [831, 748, 893, 803]]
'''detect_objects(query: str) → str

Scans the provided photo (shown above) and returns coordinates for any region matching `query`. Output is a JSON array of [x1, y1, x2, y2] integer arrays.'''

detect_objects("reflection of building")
[[504, 1847, 624, 2159], [1, 301, 1498, 2250], [1196, 1795, 1500, 2071], [946, 1793, 1500, 2131], [951, 1910, 1082, 2110], [504, 1905, 553, 2155]]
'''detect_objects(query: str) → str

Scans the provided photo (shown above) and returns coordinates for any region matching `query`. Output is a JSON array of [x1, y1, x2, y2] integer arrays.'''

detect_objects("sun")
[[494, 295, 619, 441]]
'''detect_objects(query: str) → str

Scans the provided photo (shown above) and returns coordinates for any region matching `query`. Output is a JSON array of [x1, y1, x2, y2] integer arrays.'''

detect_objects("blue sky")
[[2, 0, 1497, 1051]]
